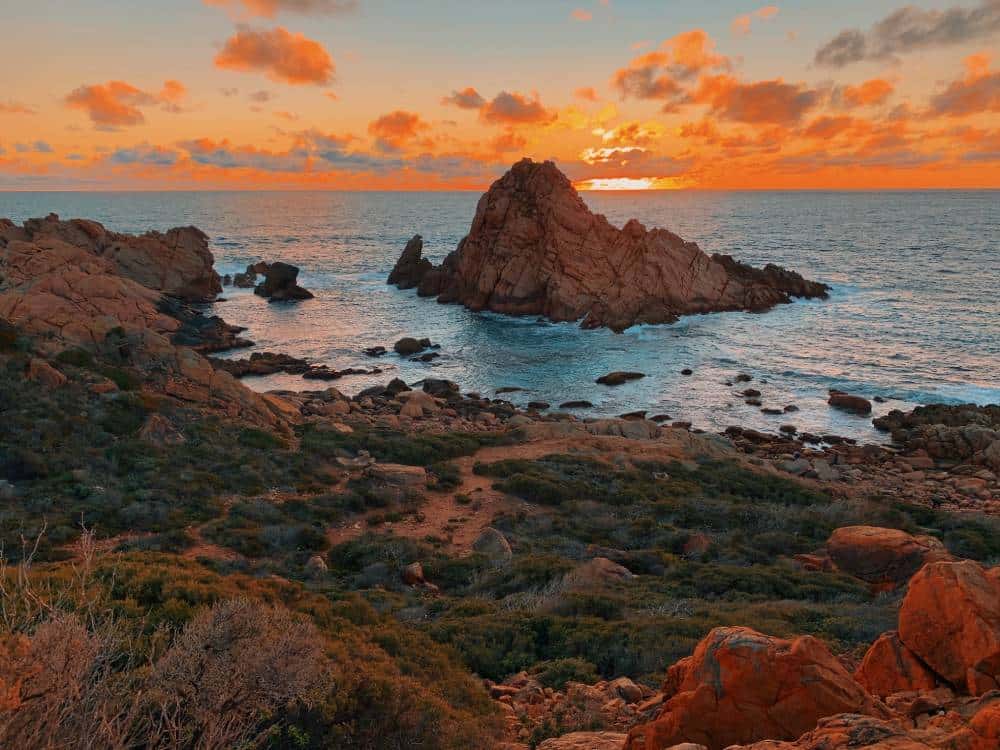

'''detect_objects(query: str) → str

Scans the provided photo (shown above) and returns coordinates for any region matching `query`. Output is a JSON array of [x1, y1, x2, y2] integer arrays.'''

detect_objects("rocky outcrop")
[[3, 213, 221, 301], [387, 235, 433, 289], [625, 627, 886, 750], [388, 159, 827, 332], [874, 404, 1000, 473], [253, 261, 313, 302], [826, 526, 952, 590], [725, 708, 1000, 750], [898, 560, 1000, 696], [0, 216, 289, 432], [854, 632, 940, 697]]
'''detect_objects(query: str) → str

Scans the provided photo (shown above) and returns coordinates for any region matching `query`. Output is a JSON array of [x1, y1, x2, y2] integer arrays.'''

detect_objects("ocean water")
[[2, 189, 998, 442]]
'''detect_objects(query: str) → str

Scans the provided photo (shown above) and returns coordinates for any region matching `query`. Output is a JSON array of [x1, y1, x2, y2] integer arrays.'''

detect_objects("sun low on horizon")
[[2, 0, 1000, 192]]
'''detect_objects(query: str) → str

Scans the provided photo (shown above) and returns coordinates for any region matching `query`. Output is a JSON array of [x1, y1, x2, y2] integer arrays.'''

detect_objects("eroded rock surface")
[[3, 213, 221, 301], [389, 159, 827, 332], [625, 626, 886, 750], [898, 560, 1000, 696]]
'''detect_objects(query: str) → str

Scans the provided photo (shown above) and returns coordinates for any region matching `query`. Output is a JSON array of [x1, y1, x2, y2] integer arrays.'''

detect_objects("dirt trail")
[[325, 430, 733, 553]]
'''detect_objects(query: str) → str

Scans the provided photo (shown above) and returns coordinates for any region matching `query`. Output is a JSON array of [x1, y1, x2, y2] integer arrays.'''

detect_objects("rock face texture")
[[388, 159, 827, 331], [854, 632, 940, 698], [624, 627, 886, 750], [874, 404, 1000, 473], [898, 561, 1000, 696], [253, 261, 314, 302], [4, 213, 221, 301], [827, 526, 952, 590], [0, 216, 287, 432]]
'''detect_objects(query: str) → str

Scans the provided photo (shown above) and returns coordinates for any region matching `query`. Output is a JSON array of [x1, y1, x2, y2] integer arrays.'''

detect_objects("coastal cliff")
[[389, 159, 828, 331]]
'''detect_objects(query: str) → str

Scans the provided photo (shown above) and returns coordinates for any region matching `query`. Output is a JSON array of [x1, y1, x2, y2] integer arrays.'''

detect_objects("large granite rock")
[[4, 213, 221, 301], [388, 159, 827, 332], [625, 627, 886, 750], [0, 217, 287, 432], [826, 526, 952, 590], [898, 560, 1000, 696]]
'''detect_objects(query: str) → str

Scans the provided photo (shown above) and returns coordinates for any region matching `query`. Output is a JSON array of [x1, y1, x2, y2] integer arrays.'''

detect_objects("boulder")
[[402, 562, 426, 586], [537, 732, 629, 750], [472, 527, 513, 563], [828, 391, 872, 415], [625, 627, 887, 750], [394, 337, 430, 355], [826, 526, 952, 589], [854, 632, 939, 697], [367, 464, 427, 492], [138, 414, 186, 447], [597, 371, 646, 386], [565, 557, 634, 590], [253, 262, 313, 302], [387, 159, 827, 332], [27, 358, 66, 389], [724, 713, 944, 750], [898, 560, 1000, 695], [387, 235, 433, 289]]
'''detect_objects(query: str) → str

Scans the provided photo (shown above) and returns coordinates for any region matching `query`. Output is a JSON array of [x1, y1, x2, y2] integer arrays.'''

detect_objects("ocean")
[[2, 189, 998, 442]]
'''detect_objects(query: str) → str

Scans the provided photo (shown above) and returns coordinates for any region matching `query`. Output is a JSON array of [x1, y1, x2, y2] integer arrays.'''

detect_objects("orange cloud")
[[925, 52, 999, 118], [611, 30, 728, 111], [841, 78, 894, 107], [442, 87, 486, 110], [571, 9, 592, 22], [367, 110, 429, 150], [64, 80, 185, 128], [479, 91, 555, 125], [732, 6, 780, 36], [802, 115, 862, 139], [215, 27, 334, 86], [205, 0, 357, 18], [160, 80, 187, 104], [574, 87, 600, 102], [0, 101, 37, 116], [694, 74, 819, 124], [490, 130, 527, 153]]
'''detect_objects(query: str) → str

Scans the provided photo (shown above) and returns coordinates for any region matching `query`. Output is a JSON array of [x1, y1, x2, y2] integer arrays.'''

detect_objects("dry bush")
[[148, 598, 330, 750]]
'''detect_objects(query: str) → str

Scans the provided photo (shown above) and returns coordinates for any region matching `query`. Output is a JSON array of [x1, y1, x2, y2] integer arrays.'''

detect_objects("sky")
[[1, 0, 999, 190]]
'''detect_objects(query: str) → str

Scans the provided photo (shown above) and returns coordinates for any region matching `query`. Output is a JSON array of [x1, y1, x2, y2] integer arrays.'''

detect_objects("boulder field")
[[388, 158, 828, 332], [622, 558, 1000, 750]]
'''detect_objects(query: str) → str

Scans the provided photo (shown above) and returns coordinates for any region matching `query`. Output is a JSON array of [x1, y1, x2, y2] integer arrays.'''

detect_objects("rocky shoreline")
[[1, 211, 997, 750]]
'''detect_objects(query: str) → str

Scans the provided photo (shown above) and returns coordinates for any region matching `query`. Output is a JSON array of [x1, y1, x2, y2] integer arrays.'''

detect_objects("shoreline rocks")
[[388, 159, 828, 332], [253, 261, 314, 302]]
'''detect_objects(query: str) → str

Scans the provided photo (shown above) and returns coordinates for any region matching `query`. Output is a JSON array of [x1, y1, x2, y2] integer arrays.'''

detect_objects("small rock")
[[596, 371, 645, 386], [28, 358, 67, 389], [828, 390, 872, 415]]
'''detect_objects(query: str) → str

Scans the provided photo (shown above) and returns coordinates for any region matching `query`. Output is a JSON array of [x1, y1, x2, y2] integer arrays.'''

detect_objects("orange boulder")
[[899, 561, 1000, 696], [827, 526, 951, 589], [726, 713, 941, 749], [855, 632, 939, 698], [625, 627, 886, 750]]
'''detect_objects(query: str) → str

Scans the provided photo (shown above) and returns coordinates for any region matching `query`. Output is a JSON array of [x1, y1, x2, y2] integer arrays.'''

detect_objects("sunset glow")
[[2, 1, 999, 191]]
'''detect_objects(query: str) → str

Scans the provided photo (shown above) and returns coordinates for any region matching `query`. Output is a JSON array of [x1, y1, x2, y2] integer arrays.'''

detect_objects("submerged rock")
[[388, 159, 827, 332], [596, 371, 646, 386]]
